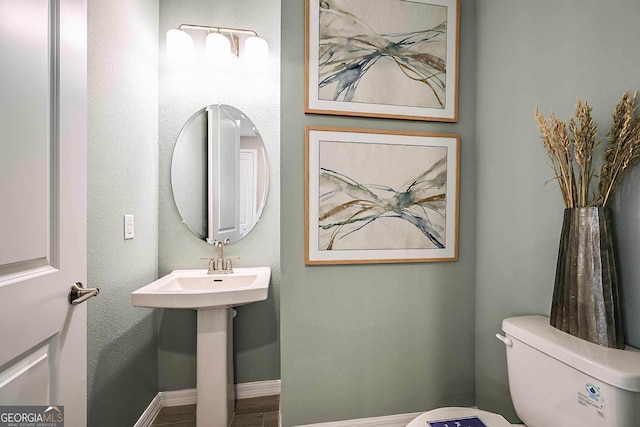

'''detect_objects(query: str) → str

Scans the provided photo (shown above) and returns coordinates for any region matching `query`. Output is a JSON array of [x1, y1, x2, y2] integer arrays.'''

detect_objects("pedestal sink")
[[131, 267, 270, 427]]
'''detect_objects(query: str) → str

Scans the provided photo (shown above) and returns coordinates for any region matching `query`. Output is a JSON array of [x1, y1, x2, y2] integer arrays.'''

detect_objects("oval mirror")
[[171, 104, 269, 244]]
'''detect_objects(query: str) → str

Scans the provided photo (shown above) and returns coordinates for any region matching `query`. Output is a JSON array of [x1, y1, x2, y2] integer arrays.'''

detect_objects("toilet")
[[407, 315, 640, 427]]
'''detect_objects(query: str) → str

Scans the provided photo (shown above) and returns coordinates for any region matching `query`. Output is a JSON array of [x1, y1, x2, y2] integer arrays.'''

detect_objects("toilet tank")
[[500, 315, 640, 427]]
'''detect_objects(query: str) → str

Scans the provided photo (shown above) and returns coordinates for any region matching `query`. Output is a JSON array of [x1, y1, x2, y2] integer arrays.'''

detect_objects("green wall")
[[474, 0, 640, 422], [157, 0, 281, 390], [87, 0, 160, 426], [280, 1, 477, 426]]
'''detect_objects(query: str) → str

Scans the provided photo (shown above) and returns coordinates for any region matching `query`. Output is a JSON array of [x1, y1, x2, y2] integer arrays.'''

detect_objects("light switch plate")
[[124, 215, 134, 239]]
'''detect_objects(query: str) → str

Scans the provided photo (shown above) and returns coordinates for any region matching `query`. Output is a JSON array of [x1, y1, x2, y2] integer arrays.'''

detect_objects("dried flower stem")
[[535, 106, 576, 208], [569, 100, 598, 206], [598, 91, 640, 206]]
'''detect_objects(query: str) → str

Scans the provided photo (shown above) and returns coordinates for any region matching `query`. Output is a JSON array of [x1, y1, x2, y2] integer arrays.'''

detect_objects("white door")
[[239, 149, 257, 234], [208, 106, 241, 244], [0, 0, 87, 425]]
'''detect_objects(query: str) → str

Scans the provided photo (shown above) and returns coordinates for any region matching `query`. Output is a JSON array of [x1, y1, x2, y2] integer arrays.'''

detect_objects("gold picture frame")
[[305, 0, 460, 122], [305, 126, 460, 265]]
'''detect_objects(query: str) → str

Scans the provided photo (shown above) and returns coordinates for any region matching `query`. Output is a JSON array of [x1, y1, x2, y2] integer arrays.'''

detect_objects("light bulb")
[[244, 36, 269, 63], [206, 33, 232, 66], [166, 29, 193, 64]]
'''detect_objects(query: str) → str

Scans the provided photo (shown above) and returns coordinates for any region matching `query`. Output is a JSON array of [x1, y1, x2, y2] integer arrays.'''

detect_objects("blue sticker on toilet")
[[428, 416, 487, 427]]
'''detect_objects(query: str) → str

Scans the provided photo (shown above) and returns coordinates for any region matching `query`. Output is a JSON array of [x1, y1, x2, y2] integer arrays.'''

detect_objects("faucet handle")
[[224, 256, 240, 273], [200, 257, 216, 273]]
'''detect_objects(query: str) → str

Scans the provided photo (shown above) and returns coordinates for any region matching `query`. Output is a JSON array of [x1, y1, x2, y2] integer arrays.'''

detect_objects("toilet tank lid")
[[502, 315, 640, 392]]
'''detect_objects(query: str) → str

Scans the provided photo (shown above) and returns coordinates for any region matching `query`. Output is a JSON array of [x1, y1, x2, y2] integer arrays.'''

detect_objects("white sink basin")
[[131, 267, 270, 309]]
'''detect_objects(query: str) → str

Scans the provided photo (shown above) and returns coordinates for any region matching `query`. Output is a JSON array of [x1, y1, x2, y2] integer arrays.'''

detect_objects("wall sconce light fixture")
[[166, 24, 269, 65]]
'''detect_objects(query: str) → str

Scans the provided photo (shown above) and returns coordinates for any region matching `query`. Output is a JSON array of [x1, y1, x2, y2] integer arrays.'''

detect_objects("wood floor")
[[150, 395, 280, 427]]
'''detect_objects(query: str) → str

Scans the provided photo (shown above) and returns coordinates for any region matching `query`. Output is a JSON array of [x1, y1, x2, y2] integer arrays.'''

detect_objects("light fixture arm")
[[177, 24, 258, 37]]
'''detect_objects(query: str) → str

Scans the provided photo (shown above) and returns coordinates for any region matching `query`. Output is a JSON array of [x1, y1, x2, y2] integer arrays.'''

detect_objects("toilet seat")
[[406, 407, 512, 427]]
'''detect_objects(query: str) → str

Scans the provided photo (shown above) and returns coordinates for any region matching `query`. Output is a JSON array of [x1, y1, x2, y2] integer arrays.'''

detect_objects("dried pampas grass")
[[535, 91, 640, 207]]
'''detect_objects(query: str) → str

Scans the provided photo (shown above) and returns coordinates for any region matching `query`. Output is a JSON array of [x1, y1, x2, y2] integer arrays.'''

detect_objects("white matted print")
[[305, 127, 459, 264], [305, 0, 459, 122]]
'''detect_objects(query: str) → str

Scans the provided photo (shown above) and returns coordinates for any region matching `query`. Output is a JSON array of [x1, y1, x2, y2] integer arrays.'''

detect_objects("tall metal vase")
[[550, 207, 625, 349]]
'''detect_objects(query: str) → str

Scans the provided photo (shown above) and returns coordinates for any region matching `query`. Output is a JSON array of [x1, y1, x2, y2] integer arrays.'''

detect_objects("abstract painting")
[[305, 0, 459, 122], [306, 127, 459, 264]]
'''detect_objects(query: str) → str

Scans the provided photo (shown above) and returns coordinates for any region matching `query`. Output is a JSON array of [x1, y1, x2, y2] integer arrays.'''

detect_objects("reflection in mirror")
[[171, 105, 269, 244]]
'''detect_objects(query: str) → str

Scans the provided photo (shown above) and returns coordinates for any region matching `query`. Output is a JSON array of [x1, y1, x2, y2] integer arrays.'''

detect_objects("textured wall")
[[158, 0, 281, 390], [87, 1, 159, 426], [280, 2, 477, 426], [475, 0, 640, 422]]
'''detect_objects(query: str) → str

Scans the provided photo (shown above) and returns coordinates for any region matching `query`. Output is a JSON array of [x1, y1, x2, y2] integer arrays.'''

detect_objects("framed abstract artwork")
[[305, 127, 459, 265], [305, 0, 460, 122]]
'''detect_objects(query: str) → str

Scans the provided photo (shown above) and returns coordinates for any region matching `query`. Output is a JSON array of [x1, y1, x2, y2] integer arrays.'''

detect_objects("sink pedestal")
[[196, 308, 235, 427]]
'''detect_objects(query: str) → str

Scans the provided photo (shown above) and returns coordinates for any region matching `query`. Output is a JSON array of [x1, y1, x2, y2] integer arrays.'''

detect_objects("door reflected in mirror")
[[171, 104, 269, 244]]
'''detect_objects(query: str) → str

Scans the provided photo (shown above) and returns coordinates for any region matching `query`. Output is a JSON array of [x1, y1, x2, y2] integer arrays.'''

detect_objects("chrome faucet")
[[215, 240, 226, 271], [201, 239, 237, 274]]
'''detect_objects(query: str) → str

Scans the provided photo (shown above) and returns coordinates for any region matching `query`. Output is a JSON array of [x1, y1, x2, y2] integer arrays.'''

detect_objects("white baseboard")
[[132, 393, 162, 427], [133, 380, 282, 426], [159, 388, 197, 407], [295, 412, 424, 427], [236, 379, 281, 399]]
